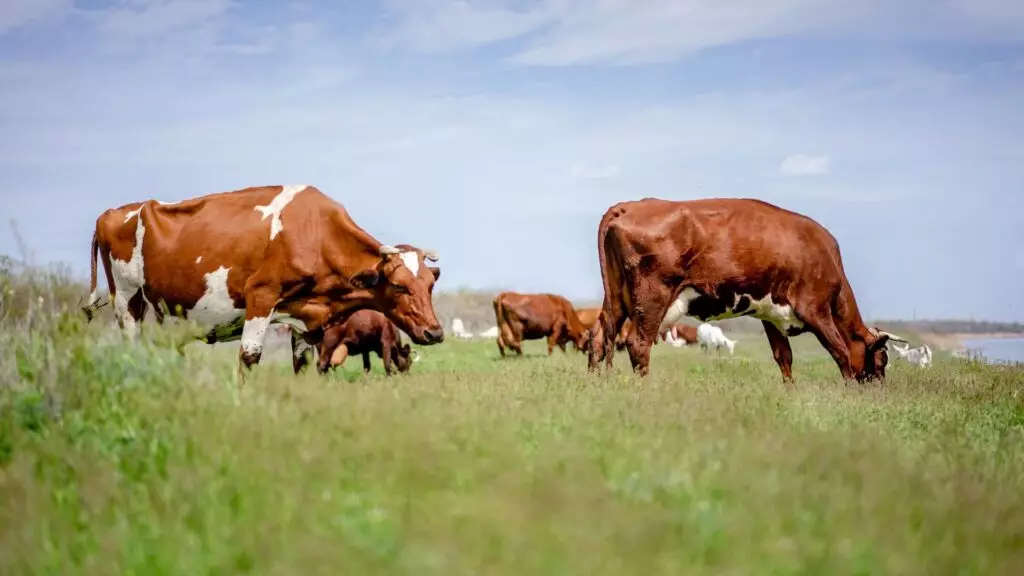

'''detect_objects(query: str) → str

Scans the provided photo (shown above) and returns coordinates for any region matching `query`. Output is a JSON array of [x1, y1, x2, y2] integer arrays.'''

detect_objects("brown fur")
[[493, 291, 589, 356], [317, 309, 415, 376], [587, 197, 900, 381], [82, 185, 444, 378]]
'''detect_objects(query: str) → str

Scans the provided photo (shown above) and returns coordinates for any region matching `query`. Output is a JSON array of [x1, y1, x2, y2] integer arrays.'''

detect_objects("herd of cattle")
[[81, 184, 933, 384]]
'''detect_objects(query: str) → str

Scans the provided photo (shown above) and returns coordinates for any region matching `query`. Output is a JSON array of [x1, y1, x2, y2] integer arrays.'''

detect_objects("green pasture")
[[2, 306, 1023, 575]]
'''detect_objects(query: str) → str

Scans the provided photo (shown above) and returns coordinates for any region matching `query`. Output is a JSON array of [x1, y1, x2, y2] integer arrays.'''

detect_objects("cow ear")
[[350, 268, 382, 289], [428, 266, 441, 280]]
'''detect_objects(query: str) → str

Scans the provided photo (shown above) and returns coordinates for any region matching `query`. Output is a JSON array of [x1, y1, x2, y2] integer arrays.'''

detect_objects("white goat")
[[697, 323, 736, 356], [890, 342, 933, 368], [451, 318, 475, 340]]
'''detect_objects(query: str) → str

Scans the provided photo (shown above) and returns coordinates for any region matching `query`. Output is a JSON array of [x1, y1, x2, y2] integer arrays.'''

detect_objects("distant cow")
[[587, 197, 906, 381], [890, 342, 933, 368], [317, 309, 420, 375], [81, 185, 444, 381], [697, 323, 736, 355], [661, 323, 698, 345], [493, 291, 588, 356]]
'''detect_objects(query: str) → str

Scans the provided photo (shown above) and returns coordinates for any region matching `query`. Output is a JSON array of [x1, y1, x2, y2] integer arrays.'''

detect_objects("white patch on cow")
[[399, 251, 420, 276], [736, 293, 804, 331], [241, 315, 272, 358], [195, 256, 203, 264], [659, 288, 700, 330], [123, 208, 141, 223], [110, 209, 148, 337], [254, 184, 309, 241], [87, 290, 99, 307], [187, 266, 244, 329]]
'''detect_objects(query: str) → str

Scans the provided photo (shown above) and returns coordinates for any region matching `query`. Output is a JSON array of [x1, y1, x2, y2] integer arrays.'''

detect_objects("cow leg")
[[381, 345, 393, 376], [547, 322, 565, 355], [291, 330, 314, 375], [113, 289, 145, 338], [496, 333, 507, 357], [362, 351, 373, 374], [626, 287, 674, 378], [805, 313, 854, 380], [317, 331, 341, 374], [762, 321, 794, 382], [237, 281, 281, 379]]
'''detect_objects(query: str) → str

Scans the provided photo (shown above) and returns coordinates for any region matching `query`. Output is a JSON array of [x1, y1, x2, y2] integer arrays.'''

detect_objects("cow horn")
[[379, 245, 400, 256], [422, 249, 439, 262], [876, 329, 907, 343]]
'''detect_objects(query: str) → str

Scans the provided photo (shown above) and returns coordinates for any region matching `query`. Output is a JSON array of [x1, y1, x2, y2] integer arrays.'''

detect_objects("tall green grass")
[[2, 265, 1023, 574]]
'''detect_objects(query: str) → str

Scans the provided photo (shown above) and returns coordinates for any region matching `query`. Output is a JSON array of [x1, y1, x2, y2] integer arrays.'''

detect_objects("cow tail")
[[82, 230, 100, 321], [493, 295, 511, 343]]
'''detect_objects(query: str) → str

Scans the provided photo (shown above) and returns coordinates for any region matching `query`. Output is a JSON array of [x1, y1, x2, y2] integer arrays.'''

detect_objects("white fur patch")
[[187, 266, 244, 328], [241, 315, 272, 357], [399, 251, 420, 276], [735, 293, 804, 331], [659, 288, 699, 330], [110, 209, 148, 336], [195, 256, 203, 264], [123, 208, 141, 223], [87, 290, 99, 307], [254, 185, 309, 241]]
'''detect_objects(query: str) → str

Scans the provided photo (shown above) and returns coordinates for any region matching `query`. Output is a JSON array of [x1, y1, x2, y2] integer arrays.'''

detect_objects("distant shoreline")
[[917, 332, 1024, 352]]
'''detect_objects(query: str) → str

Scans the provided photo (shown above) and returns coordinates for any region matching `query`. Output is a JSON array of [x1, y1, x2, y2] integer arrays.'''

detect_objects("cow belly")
[[665, 288, 805, 332], [186, 266, 245, 327]]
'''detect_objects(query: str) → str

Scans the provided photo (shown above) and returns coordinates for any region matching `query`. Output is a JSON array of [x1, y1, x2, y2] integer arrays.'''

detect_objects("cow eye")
[[390, 283, 409, 293]]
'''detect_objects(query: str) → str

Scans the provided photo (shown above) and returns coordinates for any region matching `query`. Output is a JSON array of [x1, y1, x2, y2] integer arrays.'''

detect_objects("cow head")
[[349, 244, 444, 345], [852, 327, 907, 381]]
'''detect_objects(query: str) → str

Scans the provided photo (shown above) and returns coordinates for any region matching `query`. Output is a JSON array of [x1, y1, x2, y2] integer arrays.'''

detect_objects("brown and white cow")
[[493, 291, 589, 356], [81, 185, 444, 379], [316, 309, 419, 376], [587, 197, 906, 381]]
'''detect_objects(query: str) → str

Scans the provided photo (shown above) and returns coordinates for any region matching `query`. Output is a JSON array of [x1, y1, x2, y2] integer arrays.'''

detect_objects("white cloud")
[[0, 0, 70, 36], [779, 154, 831, 176], [569, 163, 620, 180]]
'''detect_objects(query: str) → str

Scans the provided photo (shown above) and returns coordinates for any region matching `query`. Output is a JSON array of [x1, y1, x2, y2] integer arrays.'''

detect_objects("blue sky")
[[1, 0, 1023, 321]]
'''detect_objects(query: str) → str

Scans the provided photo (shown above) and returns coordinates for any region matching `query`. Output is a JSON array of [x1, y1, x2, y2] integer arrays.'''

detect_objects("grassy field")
[[3, 292, 1024, 576]]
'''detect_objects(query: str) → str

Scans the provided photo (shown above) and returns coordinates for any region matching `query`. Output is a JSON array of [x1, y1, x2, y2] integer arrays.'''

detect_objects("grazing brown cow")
[[493, 291, 588, 356], [660, 323, 698, 344], [587, 197, 906, 381], [317, 309, 419, 375], [81, 185, 444, 380]]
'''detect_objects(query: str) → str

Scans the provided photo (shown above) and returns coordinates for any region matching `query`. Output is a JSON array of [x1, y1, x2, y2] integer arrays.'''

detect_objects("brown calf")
[[493, 291, 589, 356], [317, 309, 419, 375], [588, 197, 905, 381]]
